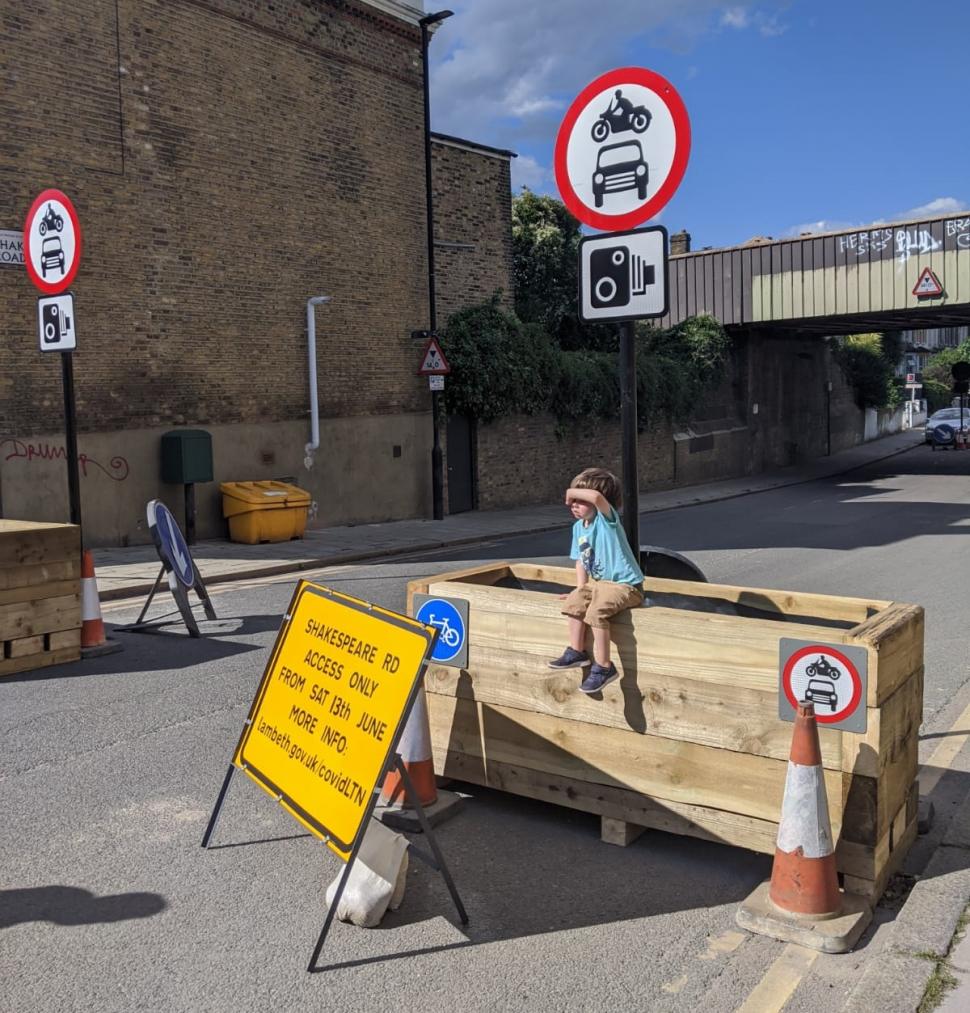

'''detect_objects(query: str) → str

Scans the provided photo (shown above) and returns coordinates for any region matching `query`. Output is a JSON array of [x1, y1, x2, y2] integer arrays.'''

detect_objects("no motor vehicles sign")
[[779, 639, 868, 732]]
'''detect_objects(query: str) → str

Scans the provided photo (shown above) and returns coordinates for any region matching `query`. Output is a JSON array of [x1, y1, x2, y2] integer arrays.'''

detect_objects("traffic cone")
[[769, 701, 841, 916], [380, 685, 438, 808], [80, 550, 106, 648], [375, 679, 463, 833], [736, 701, 871, 952], [80, 551, 123, 657]]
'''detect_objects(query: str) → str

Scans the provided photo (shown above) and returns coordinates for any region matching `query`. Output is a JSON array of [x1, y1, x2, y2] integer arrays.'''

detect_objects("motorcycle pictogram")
[[38, 203, 64, 236], [590, 89, 651, 142], [805, 655, 842, 680]]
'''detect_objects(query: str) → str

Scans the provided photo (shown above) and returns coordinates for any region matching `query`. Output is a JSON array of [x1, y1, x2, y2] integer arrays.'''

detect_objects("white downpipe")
[[305, 296, 331, 469]]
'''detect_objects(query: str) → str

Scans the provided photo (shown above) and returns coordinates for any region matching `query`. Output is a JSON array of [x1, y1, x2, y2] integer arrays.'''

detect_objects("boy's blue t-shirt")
[[570, 506, 644, 586]]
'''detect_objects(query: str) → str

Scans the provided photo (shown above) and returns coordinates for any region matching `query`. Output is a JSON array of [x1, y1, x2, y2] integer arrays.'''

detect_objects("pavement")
[[90, 425, 970, 1011]]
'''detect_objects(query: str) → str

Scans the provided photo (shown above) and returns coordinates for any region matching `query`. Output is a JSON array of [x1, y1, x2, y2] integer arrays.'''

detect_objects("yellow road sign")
[[233, 581, 434, 856]]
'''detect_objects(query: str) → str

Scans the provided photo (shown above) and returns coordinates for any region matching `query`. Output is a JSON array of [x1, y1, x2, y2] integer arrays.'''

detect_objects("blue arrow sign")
[[147, 499, 195, 588]]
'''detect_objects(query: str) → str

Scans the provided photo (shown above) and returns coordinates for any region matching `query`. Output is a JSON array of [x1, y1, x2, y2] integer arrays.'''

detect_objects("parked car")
[[925, 407, 969, 444]]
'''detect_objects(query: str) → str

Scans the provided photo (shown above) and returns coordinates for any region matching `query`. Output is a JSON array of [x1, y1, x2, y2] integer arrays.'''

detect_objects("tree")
[[834, 333, 901, 409], [511, 190, 614, 351]]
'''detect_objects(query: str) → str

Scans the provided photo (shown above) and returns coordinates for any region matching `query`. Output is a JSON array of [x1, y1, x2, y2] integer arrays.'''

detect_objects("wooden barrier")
[[409, 563, 924, 904], [0, 521, 81, 677]]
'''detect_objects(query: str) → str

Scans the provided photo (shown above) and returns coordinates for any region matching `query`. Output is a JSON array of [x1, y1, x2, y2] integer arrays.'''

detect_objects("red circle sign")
[[781, 645, 863, 725], [23, 189, 82, 295], [554, 66, 690, 232]]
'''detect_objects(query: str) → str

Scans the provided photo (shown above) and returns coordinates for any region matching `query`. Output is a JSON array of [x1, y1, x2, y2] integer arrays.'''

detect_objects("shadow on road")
[[0, 885, 166, 928]]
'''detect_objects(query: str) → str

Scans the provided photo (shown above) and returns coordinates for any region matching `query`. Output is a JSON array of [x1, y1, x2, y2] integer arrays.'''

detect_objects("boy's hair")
[[570, 467, 621, 509]]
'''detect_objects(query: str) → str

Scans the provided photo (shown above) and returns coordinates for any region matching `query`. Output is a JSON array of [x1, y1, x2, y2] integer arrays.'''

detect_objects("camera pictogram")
[[589, 244, 656, 310]]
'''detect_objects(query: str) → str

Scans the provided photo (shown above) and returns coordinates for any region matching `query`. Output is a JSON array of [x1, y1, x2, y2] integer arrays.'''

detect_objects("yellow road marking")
[[736, 944, 819, 1013], [736, 697, 970, 1011], [919, 698, 970, 796]]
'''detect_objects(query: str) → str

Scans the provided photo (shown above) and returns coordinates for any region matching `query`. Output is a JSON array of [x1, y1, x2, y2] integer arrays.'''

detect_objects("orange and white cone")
[[380, 684, 438, 809], [80, 550, 107, 649], [769, 701, 841, 917]]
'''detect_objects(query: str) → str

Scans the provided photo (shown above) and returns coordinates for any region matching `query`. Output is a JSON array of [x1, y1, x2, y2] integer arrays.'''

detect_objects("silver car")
[[925, 407, 969, 444]]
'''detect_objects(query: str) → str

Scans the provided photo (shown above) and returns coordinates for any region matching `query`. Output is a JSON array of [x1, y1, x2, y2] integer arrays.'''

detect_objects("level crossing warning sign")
[[230, 581, 435, 855], [779, 639, 868, 732]]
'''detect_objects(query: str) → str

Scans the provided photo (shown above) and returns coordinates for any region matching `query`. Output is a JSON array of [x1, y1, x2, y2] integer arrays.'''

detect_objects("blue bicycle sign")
[[414, 595, 468, 666]]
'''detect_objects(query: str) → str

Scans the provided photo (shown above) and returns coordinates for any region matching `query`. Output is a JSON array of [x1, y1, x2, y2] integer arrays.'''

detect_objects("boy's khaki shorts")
[[561, 580, 644, 629]]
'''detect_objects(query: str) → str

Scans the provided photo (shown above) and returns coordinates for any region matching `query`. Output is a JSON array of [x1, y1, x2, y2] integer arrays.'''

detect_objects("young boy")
[[548, 467, 645, 694]]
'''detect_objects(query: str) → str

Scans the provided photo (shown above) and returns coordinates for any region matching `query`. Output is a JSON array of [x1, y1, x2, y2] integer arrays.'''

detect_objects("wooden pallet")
[[0, 521, 81, 676], [412, 562, 924, 905]]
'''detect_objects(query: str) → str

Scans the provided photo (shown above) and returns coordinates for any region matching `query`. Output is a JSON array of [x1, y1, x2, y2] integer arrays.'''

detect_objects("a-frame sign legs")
[[306, 752, 468, 973], [200, 764, 235, 850]]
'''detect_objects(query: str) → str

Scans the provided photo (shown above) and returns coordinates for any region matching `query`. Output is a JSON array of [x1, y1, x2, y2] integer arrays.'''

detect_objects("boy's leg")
[[591, 624, 612, 666], [568, 616, 588, 653]]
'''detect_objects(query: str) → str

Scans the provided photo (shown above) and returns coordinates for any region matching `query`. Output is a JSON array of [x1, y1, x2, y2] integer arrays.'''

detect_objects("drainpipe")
[[305, 296, 331, 469]]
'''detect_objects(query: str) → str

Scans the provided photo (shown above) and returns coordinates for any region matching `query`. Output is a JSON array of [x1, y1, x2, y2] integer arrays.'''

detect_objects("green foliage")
[[439, 294, 558, 423], [923, 338, 970, 394], [511, 189, 616, 352], [834, 332, 901, 409], [440, 297, 730, 429]]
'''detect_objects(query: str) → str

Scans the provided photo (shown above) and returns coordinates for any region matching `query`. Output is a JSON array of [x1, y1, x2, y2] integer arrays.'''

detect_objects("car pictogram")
[[592, 140, 648, 208]]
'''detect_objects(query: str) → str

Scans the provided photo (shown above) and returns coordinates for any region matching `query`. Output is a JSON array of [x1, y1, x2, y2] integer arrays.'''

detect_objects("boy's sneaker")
[[580, 662, 618, 694], [548, 647, 590, 670]]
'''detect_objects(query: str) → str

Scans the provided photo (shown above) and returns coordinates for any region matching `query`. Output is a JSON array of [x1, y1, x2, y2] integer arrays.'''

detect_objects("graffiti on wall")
[[837, 225, 945, 266], [945, 218, 970, 249], [0, 439, 130, 481]]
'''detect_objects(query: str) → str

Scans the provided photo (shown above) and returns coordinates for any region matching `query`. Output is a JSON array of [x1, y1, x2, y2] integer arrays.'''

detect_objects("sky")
[[427, 1, 970, 249]]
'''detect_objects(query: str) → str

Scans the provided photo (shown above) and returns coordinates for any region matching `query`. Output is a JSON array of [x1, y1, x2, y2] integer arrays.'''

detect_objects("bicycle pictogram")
[[426, 613, 460, 648]]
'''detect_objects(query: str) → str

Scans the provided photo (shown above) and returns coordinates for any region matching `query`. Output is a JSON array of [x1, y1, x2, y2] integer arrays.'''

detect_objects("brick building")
[[0, 0, 514, 546]]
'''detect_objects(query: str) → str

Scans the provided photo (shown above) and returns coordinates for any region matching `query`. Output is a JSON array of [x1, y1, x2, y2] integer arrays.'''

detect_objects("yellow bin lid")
[[220, 480, 309, 517]]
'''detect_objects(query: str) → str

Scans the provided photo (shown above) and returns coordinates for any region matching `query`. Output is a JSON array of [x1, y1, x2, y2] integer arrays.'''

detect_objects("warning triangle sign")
[[913, 266, 943, 298], [417, 335, 451, 375]]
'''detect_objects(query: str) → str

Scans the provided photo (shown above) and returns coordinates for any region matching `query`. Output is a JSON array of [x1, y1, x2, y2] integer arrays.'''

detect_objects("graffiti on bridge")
[[0, 439, 130, 481]]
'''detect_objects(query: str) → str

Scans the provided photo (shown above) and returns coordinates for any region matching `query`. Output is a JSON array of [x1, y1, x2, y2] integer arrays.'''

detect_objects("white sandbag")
[[325, 819, 409, 928]]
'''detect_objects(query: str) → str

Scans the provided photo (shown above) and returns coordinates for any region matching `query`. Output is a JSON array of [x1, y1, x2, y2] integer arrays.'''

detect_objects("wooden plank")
[[435, 747, 782, 856], [601, 816, 645, 847], [425, 654, 844, 769], [851, 603, 924, 705], [6, 634, 46, 659], [0, 645, 79, 678], [0, 558, 80, 591], [48, 629, 81, 650], [841, 666, 922, 777], [837, 780, 916, 880], [0, 579, 80, 608], [503, 563, 891, 623], [427, 693, 844, 831], [0, 523, 79, 568], [843, 817, 917, 904], [407, 563, 510, 612], [0, 594, 80, 642]]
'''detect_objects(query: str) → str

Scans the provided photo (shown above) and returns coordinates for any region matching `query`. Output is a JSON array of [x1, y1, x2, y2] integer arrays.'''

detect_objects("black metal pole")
[[619, 320, 639, 554], [421, 10, 452, 522], [61, 350, 82, 530], [184, 482, 196, 545]]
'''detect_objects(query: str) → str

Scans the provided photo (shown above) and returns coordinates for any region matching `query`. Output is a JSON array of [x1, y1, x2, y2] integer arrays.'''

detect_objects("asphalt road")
[[2, 443, 969, 1012]]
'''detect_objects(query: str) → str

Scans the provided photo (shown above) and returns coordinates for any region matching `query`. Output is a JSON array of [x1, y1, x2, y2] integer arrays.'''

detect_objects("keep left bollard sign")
[[232, 581, 435, 857]]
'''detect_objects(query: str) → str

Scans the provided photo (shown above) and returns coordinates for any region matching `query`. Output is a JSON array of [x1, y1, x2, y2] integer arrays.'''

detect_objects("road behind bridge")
[[2, 442, 969, 1012]]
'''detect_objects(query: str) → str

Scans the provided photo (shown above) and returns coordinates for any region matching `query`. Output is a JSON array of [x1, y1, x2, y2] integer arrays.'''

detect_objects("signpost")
[[555, 67, 690, 554], [417, 334, 451, 517], [201, 581, 467, 970], [779, 640, 868, 732], [23, 189, 83, 527]]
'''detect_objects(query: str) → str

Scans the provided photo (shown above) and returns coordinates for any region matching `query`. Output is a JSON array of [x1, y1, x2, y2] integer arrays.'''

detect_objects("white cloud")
[[894, 196, 970, 220], [782, 219, 855, 238], [511, 155, 552, 191], [721, 7, 749, 29], [430, 0, 734, 150]]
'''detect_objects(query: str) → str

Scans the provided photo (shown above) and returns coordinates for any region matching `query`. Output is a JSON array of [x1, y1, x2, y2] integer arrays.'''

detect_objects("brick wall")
[[472, 333, 867, 510], [0, 0, 429, 437], [431, 135, 515, 323]]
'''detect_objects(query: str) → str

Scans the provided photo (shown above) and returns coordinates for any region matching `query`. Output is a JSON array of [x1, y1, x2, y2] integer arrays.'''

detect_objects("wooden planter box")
[[0, 521, 81, 677], [410, 563, 924, 904]]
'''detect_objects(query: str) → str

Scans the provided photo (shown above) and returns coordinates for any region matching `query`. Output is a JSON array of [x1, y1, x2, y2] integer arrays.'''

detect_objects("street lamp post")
[[420, 9, 452, 521]]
